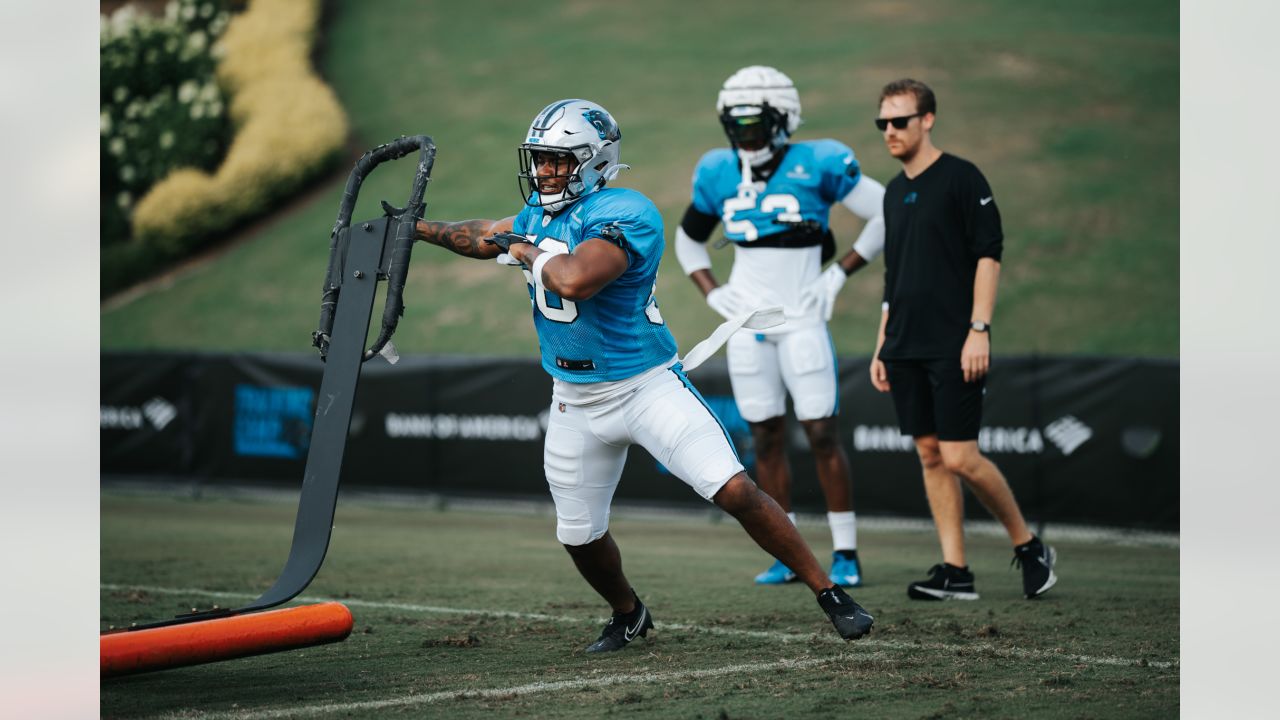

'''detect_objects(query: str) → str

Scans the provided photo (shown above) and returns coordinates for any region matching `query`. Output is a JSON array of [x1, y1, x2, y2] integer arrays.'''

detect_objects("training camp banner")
[[101, 352, 1178, 530]]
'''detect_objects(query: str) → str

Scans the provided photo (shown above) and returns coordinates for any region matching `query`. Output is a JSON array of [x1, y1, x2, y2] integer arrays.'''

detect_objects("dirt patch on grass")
[[422, 632, 482, 648]]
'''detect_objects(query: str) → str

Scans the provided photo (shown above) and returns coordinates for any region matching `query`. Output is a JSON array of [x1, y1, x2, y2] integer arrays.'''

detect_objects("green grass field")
[[101, 491, 1178, 718], [100, 0, 1178, 357]]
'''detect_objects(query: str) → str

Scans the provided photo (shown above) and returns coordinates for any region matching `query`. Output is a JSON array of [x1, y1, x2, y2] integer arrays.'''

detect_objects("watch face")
[[971, 321, 988, 332]]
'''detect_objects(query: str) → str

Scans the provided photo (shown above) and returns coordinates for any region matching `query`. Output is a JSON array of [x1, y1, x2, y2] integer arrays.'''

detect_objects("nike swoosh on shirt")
[[980, 196, 994, 206]]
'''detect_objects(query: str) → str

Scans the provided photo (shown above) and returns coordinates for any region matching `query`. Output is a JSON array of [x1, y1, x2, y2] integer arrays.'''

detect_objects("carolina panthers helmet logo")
[[583, 109, 621, 142]]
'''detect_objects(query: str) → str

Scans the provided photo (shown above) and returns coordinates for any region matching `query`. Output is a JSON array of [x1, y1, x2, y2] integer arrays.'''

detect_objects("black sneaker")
[[907, 563, 980, 601], [1013, 536, 1057, 599], [817, 586, 874, 640], [584, 595, 654, 653]]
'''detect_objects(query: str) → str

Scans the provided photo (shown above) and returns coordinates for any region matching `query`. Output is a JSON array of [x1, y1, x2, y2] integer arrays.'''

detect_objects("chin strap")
[[737, 152, 755, 190]]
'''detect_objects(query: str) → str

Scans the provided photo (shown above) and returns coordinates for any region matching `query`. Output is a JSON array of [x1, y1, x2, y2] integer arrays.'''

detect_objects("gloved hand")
[[484, 232, 533, 253], [800, 264, 848, 321], [495, 252, 524, 268], [706, 285, 744, 321]]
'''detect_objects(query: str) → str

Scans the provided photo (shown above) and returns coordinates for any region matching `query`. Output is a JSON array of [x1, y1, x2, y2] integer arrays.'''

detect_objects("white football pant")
[[726, 324, 839, 423], [543, 365, 743, 546]]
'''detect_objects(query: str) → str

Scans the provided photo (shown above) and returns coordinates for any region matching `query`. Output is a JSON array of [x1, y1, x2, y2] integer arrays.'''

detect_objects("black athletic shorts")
[[884, 357, 985, 441]]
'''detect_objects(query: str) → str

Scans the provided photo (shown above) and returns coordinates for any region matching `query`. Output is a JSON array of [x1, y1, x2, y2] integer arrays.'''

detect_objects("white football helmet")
[[518, 99, 629, 213], [716, 65, 803, 167]]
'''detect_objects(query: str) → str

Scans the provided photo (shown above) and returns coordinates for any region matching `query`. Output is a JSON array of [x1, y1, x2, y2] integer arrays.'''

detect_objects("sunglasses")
[[875, 113, 923, 131]]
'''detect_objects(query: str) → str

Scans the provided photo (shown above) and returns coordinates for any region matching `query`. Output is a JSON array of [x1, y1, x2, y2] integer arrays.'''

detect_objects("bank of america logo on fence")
[[100, 396, 177, 431], [142, 397, 177, 431], [1045, 415, 1093, 456]]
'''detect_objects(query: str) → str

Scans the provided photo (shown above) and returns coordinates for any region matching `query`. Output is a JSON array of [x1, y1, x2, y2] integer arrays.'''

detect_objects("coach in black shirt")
[[870, 79, 1057, 602]]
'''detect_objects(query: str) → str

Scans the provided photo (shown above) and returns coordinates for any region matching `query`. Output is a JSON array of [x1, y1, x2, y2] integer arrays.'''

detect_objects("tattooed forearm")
[[415, 219, 498, 258]]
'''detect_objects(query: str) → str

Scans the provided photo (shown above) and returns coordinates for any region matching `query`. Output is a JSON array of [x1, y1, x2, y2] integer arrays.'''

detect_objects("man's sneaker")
[[829, 550, 863, 587], [754, 558, 797, 585], [907, 563, 980, 601], [1013, 536, 1057, 599], [584, 595, 654, 653], [817, 586, 874, 640]]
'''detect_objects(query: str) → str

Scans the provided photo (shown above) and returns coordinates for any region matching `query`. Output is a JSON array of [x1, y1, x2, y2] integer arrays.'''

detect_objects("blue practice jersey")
[[512, 188, 678, 383], [692, 139, 862, 245]]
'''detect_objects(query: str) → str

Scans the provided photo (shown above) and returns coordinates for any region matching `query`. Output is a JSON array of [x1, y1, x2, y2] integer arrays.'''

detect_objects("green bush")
[[100, 0, 232, 252], [103, 0, 348, 297], [129, 0, 348, 270]]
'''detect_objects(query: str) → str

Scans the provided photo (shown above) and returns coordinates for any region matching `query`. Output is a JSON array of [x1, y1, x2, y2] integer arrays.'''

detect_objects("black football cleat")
[[585, 594, 654, 653], [1013, 536, 1058, 599], [817, 586, 874, 640]]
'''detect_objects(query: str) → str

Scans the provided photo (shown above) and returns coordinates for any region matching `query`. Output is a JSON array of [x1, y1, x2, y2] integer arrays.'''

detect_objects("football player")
[[415, 99, 873, 652], [674, 66, 886, 588]]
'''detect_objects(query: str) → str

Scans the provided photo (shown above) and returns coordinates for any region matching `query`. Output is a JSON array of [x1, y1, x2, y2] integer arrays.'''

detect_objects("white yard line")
[[159, 655, 864, 720], [101, 583, 1179, 671], [102, 483, 1181, 548]]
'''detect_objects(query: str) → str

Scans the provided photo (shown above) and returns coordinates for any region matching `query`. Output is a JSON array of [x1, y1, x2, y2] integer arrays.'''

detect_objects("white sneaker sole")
[[909, 586, 980, 601], [755, 574, 797, 585]]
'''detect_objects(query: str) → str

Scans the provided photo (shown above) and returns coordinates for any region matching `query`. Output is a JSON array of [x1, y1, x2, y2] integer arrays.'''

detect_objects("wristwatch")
[[969, 320, 990, 333]]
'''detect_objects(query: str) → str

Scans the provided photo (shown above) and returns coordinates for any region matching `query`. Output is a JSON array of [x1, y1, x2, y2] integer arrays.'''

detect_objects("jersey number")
[[722, 189, 801, 241], [644, 283, 664, 325], [522, 236, 578, 323], [521, 236, 665, 327]]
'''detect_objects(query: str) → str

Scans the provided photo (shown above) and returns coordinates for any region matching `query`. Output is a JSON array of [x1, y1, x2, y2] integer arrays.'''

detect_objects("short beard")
[[892, 140, 919, 164]]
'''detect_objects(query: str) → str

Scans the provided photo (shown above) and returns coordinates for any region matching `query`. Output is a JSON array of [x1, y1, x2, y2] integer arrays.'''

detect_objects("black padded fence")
[[101, 352, 1177, 530]]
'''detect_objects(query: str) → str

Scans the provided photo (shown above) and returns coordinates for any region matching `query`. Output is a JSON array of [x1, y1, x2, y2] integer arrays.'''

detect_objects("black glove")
[[484, 232, 533, 253]]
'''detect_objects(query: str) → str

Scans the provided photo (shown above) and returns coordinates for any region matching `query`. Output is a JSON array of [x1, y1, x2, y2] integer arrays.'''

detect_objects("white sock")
[[786, 512, 797, 526], [828, 511, 857, 551]]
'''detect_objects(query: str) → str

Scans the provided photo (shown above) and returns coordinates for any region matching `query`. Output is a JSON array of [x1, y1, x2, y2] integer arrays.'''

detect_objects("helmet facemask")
[[517, 145, 593, 212], [719, 103, 790, 167]]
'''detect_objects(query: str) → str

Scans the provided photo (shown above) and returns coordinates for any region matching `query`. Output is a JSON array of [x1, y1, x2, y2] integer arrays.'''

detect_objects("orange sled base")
[[101, 602, 354, 677]]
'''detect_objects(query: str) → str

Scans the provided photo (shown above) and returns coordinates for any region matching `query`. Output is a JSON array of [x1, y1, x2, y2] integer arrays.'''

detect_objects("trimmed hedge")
[[101, 1, 233, 255], [108, 0, 348, 294]]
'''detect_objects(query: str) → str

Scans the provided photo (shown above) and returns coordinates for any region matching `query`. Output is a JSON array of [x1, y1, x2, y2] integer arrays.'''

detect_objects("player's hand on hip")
[[706, 285, 744, 320], [809, 264, 848, 321], [870, 358, 891, 392], [961, 331, 990, 383]]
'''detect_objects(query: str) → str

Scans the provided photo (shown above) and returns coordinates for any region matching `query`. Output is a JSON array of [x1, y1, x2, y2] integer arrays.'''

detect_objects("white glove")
[[706, 286, 743, 321], [801, 264, 848, 321], [495, 252, 524, 267]]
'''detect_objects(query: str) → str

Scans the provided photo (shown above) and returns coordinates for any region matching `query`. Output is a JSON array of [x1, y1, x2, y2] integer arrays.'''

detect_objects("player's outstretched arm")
[[415, 217, 516, 259], [508, 238, 628, 302]]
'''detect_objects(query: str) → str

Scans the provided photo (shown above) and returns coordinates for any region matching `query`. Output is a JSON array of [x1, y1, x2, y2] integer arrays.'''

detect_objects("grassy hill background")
[[101, 0, 1178, 357]]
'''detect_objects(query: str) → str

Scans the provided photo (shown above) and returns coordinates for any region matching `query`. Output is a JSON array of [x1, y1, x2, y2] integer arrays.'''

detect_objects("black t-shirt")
[[879, 153, 1003, 360]]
